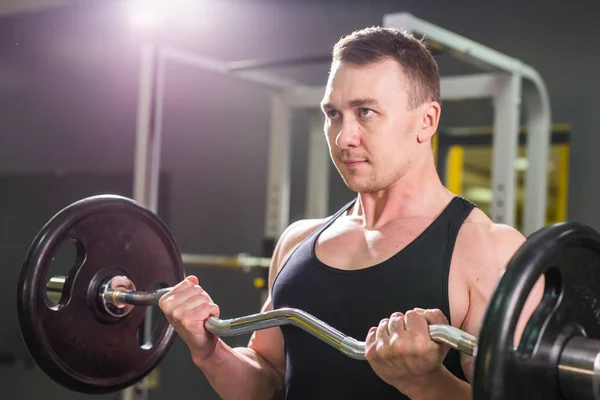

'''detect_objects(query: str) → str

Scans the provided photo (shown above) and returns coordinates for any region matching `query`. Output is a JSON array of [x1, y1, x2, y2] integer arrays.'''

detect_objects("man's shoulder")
[[271, 218, 327, 267], [454, 208, 527, 276], [461, 207, 526, 246], [281, 218, 328, 245]]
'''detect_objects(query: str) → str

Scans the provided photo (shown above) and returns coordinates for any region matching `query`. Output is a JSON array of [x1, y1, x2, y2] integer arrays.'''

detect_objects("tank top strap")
[[442, 196, 476, 260], [306, 197, 357, 242]]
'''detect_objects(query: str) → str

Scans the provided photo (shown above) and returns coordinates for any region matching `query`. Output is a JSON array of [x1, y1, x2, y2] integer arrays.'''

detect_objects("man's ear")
[[417, 101, 441, 143]]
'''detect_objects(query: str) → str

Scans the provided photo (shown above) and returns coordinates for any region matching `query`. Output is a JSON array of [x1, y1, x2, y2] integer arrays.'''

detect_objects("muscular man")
[[159, 27, 543, 399]]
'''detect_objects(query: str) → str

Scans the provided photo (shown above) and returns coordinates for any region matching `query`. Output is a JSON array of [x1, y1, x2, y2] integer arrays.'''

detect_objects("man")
[[159, 27, 542, 399]]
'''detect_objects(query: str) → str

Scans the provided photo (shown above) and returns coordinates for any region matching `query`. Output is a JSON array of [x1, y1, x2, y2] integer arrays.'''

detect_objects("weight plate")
[[473, 222, 600, 400], [17, 195, 184, 394]]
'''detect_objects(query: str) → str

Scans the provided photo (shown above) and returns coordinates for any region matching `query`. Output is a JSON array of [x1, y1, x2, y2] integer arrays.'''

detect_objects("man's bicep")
[[247, 297, 286, 375], [459, 276, 544, 383], [488, 226, 544, 345], [458, 296, 487, 383], [247, 222, 302, 376], [458, 225, 543, 381], [245, 219, 323, 378]]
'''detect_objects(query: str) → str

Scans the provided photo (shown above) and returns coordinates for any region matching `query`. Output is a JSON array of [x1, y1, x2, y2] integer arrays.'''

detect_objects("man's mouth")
[[342, 160, 367, 166]]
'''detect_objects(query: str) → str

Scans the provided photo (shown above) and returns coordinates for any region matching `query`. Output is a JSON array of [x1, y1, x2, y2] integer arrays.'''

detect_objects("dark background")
[[1, 0, 598, 398]]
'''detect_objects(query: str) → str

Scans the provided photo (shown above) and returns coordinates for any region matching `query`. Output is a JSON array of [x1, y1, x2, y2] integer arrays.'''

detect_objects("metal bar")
[[131, 42, 164, 400], [491, 72, 521, 227], [133, 44, 157, 205], [284, 85, 325, 108], [443, 123, 570, 136], [129, 44, 158, 400], [264, 92, 292, 240], [522, 83, 552, 235], [45, 276, 65, 305], [103, 286, 478, 360], [227, 55, 331, 72], [383, 12, 522, 72], [109, 287, 172, 306], [556, 144, 570, 222], [436, 131, 569, 147], [49, 277, 480, 362], [146, 49, 166, 213], [284, 74, 503, 109], [432, 132, 439, 167], [132, 42, 164, 211], [446, 145, 464, 195], [557, 336, 600, 400], [140, 47, 164, 400], [305, 111, 328, 218], [440, 73, 503, 100], [161, 46, 298, 90], [182, 253, 271, 269]]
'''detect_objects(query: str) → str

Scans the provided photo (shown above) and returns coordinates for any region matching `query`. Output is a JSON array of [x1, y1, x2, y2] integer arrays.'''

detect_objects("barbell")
[[15, 195, 600, 399]]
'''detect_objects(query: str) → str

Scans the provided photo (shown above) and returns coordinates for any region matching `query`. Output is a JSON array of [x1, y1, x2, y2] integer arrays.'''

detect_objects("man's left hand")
[[365, 308, 451, 397]]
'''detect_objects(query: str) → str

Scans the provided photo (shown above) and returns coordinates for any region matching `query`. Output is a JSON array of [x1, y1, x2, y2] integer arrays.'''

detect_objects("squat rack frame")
[[389, 12, 552, 235], [129, 11, 551, 400]]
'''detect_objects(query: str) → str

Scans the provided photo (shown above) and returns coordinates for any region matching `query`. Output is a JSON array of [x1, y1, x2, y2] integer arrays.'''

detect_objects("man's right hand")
[[158, 275, 221, 363]]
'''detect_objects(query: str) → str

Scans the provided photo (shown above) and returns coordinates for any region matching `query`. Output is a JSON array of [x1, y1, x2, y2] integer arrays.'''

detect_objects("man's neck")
[[350, 155, 453, 229]]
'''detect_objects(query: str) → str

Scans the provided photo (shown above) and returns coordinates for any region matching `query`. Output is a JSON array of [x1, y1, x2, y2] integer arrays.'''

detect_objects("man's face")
[[321, 58, 425, 193]]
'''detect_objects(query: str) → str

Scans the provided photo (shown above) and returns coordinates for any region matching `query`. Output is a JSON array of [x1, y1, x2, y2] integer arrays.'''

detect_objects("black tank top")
[[271, 196, 475, 399]]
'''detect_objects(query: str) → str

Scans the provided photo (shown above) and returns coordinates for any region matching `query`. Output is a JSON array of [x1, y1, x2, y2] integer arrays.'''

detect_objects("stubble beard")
[[337, 163, 404, 194]]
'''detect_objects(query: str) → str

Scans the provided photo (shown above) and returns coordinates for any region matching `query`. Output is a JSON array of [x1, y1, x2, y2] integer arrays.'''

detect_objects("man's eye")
[[327, 110, 339, 119], [360, 108, 374, 117]]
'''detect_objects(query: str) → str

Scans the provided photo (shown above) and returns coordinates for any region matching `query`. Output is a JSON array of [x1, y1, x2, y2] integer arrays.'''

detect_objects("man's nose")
[[335, 120, 360, 149]]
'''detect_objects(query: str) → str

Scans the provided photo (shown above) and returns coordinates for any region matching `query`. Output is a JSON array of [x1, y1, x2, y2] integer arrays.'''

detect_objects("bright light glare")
[[514, 157, 529, 172], [128, 0, 167, 28], [127, 0, 203, 29], [514, 157, 555, 173], [129, 13, 165, 29], [464, 187, 494, 204]]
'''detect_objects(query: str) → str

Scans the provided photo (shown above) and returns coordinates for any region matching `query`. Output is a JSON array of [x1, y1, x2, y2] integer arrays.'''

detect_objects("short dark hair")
[[332, 27, 440, 109]]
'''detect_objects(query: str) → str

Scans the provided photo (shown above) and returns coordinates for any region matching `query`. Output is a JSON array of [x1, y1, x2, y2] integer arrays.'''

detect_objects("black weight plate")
[[473, 222, 600, 400], [17, 195, 184, 394]]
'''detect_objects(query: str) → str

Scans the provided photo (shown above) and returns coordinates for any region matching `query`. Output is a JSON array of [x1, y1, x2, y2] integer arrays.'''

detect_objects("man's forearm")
[[193, 339, 284, 400], [402, 367, 471, 400]]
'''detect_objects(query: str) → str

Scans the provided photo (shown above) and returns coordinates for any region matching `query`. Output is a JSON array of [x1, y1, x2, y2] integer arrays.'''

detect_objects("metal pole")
[[491, 72, 522, 227], [522, 82, 552, 235], [128, 41, 165, 400], [133, 44, 157, 206], [264, 91, 292, 241], [305, 111, 328, 218]]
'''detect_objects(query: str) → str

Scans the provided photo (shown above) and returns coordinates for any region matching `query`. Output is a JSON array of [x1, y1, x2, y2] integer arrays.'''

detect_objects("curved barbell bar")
[[104, 286, 478, 360]]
